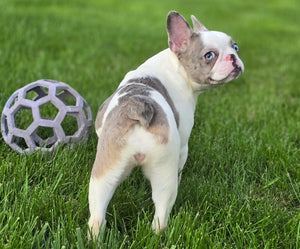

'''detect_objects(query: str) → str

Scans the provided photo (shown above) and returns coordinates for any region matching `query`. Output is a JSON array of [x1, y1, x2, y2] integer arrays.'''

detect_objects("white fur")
[[200, 31, 245, 81]]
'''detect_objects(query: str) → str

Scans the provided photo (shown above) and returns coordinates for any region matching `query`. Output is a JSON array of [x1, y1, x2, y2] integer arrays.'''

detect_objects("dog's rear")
[[89, 77, 180, 237]]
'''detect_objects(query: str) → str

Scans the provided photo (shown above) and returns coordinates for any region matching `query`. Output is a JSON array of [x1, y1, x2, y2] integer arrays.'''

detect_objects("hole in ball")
[[61, 114, 78, 136], [12, 135, 28, 150], [14, 106, 34, 130], [40, 102, 59, 120], [56, 89, 76, 106]]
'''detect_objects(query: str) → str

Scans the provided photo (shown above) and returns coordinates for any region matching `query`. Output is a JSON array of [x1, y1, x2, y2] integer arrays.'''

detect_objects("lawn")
[[0, 0, 299, 248]]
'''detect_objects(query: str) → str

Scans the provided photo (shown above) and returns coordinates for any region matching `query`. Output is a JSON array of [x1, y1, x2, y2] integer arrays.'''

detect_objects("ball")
[[1, 79, 93, 154]]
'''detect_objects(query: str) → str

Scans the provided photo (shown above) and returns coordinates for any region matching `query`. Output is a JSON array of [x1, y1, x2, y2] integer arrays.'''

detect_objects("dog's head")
[[167, 11, 244, 87]]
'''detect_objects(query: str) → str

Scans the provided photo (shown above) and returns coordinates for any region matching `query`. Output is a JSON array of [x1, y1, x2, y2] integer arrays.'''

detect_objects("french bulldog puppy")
[[88, 11, 244, 238]]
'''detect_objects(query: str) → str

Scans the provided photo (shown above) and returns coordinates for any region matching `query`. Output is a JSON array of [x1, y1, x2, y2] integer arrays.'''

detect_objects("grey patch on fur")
[[118, 83, 152, 97], [95, 95, 114, 131], [118, 83, 170, 143], [177, 33, 217, 84], [123, 95, 169, 143], [118, 84, 169, 128], [127, 77, 180, 127], [124, 95, 154, 128], [95, 82, 152, 132], [92, 91, 170, 177]]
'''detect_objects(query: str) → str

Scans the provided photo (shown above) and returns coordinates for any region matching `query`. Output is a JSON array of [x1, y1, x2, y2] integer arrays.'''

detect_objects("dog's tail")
[[124, 95, 154, 128]]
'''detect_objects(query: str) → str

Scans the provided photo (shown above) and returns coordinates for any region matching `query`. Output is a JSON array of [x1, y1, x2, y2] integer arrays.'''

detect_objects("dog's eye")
[[204, 51, 215, 61], [233, 44, 239, 52]]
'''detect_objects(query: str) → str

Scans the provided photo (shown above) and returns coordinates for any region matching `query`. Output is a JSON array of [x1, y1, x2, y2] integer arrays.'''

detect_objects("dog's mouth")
[[209, 67, 242, 85]]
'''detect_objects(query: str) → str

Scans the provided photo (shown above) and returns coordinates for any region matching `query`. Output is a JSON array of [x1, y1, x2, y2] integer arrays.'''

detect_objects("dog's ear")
[[191, 15, 208, 32], [167, 11, 193, 54]]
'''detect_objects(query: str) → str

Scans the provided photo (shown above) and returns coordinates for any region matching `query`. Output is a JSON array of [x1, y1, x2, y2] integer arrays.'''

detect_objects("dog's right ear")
[[191, 15, 208, 32], [167, 11, 193, 54]]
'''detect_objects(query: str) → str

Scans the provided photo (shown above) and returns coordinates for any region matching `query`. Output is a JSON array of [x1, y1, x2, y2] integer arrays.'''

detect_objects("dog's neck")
[[166, 48, 216, 96]]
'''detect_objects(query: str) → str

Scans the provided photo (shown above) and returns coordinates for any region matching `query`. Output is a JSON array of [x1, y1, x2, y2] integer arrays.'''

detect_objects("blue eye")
[[205, 51, 215, 61], [233, 44, 239, 52]]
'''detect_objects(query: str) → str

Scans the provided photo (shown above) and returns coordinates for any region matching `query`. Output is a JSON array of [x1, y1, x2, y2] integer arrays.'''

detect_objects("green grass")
[[0, 0, 299, 248]]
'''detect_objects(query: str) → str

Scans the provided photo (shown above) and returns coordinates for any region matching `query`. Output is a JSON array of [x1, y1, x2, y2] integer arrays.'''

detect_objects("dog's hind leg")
[[143, 153, 179, 234], [88, 144, 132, 239], [178, 144, 188, 183]]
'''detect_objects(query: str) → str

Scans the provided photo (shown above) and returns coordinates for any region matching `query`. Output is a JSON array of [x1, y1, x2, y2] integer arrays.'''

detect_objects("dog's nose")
[[225, 54, 235, 62], [226, 54, 242, 70]]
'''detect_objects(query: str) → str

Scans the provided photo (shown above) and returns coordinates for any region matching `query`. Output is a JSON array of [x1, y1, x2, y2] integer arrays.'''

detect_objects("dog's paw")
[[88, 218, 106, 241]]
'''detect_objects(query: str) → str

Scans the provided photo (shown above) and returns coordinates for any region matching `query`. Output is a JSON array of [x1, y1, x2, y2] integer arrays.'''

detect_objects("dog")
[[88, 11, 244, 238]]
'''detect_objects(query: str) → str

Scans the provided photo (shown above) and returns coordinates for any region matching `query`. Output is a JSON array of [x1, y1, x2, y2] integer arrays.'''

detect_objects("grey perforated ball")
[[1, 79, 93, 154]]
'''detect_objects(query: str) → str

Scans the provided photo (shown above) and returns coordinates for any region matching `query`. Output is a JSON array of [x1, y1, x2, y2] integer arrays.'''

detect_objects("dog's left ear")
[[167, 11, 193, 54], [191, 15, 208, 32]]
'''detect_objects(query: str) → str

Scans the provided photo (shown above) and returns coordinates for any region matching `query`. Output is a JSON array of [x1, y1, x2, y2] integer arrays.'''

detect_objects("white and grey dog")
[[88, 11, 244, 238]]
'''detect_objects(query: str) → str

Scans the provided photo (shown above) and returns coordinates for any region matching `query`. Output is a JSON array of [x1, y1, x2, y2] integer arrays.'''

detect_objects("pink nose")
[[225, 54, 234, 61]]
